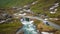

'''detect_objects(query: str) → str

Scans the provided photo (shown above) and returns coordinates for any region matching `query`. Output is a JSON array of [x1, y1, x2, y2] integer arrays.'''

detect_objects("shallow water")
[[21, 18, 38, 34]]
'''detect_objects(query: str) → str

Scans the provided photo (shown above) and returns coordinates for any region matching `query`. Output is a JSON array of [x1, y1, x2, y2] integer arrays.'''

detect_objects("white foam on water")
[[21, 19, 38, 34]]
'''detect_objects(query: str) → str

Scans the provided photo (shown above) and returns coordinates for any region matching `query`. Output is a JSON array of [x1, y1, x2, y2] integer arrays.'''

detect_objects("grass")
[[0, 19, 22, 34], [0, 0, 35, 8], [49, 19, 60, 25], [34, 20, 60, 34], [30, 0, 60, 18], [30, 0, 60, 25], [0, 0, 60, 34], [34, 20, 55, 30], [37, 23, 60, 34]]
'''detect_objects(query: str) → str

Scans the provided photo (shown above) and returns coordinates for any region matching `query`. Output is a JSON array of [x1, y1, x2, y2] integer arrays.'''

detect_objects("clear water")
[[21, 18, 38, 34]]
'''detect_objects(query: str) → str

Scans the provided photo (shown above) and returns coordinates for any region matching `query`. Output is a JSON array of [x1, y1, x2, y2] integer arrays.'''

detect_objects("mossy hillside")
[[0, 0, 35, 8], [31, 0, 60, 18]]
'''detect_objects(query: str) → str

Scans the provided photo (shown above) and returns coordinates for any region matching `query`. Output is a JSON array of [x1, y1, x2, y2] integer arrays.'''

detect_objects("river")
[[16, 18, 39, 34]]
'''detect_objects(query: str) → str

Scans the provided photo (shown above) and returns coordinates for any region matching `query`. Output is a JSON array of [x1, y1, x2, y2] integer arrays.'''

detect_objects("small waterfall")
[[20, 18, 39, 34]]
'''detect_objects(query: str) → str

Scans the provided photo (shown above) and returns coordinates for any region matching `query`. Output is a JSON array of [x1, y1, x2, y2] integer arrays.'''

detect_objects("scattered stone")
[[49, 3, 59, 14], [50, 11, 56, 14], [41, 32, 53, 34]]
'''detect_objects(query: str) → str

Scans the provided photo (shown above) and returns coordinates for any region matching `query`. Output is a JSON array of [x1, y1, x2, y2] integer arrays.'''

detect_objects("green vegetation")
[[34, 20, 60, 34], [30, 0, 60, 25], [31, 0, 60, 18], [0, 0, 35, 8], [0, 19, 22, 34], [50, 19, 60, 25], [34, 20, 42, 25], [0, 0, 60, 34]]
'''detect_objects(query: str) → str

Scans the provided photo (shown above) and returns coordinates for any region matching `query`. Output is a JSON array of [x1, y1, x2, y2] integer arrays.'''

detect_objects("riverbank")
[[34, 20, 60, 34], [0, 19, 22, 34]]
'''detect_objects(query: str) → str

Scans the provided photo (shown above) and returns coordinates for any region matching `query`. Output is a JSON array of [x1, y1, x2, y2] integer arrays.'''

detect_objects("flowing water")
[[20, 18, 38, 34]]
